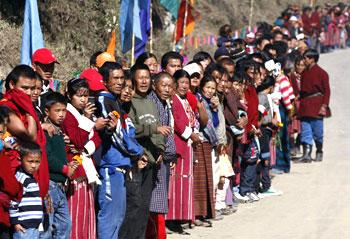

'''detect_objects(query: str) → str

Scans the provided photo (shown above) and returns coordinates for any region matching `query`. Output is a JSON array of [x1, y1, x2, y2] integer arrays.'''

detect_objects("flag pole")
[[131, 33, 135, 65], [182, 0, 189, 50], [172, 21, 177, 51], [150, 0, 153, 53], [249, 0, 254, 29]]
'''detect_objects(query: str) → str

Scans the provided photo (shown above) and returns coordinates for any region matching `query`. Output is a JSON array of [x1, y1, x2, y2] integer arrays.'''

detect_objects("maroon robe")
[[299, 64, 330, 118], [166, 94, 195, 221]]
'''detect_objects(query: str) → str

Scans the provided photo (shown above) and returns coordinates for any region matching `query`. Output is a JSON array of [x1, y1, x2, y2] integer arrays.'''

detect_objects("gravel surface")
[[168, 49, 350, 239]]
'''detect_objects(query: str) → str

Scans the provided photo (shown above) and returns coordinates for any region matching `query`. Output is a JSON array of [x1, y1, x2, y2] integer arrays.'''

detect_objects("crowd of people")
[[0, 2, 343, 239]]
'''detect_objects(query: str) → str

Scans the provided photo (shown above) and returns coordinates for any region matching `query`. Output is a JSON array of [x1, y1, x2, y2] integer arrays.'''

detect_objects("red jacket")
[[244, 85, 259, 134], [299, 64, 330, 118], [61, 105, 101, 179]]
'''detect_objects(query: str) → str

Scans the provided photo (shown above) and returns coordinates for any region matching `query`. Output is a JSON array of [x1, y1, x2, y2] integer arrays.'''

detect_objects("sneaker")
[[233, 191, 250, 203], [261, 187, 283, 197], [247, 192, 260, 201], [212, 211, 224, 221], [225, 206, 237, 214], [257, 193, 265, 199], [270, 168, 284, 175], [219, 208, 231, 215]]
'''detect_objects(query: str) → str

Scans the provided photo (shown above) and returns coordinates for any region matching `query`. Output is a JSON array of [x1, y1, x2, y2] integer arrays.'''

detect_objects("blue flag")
[[134, 0, 151, 58], [20, 0, 44, 65], [120, 0, 142, 54], [160, 0, 180, 19]]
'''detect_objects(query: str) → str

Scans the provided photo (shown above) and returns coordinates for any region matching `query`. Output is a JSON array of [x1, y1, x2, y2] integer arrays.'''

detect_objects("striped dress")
[[166, 94, 195, 221], [62, 104, 101, 239]]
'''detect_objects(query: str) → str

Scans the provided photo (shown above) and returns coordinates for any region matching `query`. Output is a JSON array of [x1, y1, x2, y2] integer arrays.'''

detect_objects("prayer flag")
[[120, 0, 142, 54], [175, 0, 197, 43], [20, 0, 44, 65], [134, 0, 151, 58], [106, 30, 116, 55], [160, 0, 180, 19]]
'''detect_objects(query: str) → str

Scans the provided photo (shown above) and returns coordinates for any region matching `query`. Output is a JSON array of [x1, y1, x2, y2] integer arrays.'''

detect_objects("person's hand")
[[157, 126, 172, 136], [170, 162, 176, 169], [137, 155, 148, 169], [190, 132, 201, 145], [217, 144, 227, 156], [14, 224, 26, 233], [63, 134, 70, 144], [67, 161, 79, 178], [95, 117, 108, 131], [106, 113, 118, 131], [219, 176, 226, 185], [68, 144, 79, 154], [156, 154, 163, 165], [264, 160, 269, 167], [41, 123, 56, 137], [271, 118, 279, 127], [84, 102, 96, 119], [210, 96, 220, 110], [318, 104, 327, 117], [252, 127, 262, 137], [236, 116, 248, 129]]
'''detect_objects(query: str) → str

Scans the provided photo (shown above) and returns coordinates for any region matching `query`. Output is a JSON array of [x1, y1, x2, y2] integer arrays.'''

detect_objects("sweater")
[[129, 93, 165, 164], [9, 169, 43, 229], [45, 132, 68, 183]]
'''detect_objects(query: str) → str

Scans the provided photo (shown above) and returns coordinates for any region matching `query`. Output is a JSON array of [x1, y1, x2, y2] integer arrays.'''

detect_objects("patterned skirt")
[[149, 162, 168, 214], [67, 180, 96, 239], [193, 142, 215, 218], [166, 145, 194, 221]]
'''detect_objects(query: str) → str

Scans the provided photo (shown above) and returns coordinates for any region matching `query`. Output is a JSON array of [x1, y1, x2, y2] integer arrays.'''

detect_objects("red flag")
[[175, 0, 197, 43]]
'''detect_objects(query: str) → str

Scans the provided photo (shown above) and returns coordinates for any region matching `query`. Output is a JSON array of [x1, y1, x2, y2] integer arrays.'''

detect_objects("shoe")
[[314, 142, 323, 162], [261, 187, 283, 197], [247, 192, 260, 201], [295, 144, 312, 163], [233, 191, 250, 203], [225, 206, 237, 214], [257, 193, 265, 199], [270, 168, 284, 175], [194, 219, 203, 226], [213, 210, 224, 221], [219, 208, 231, 215], [315, 151, 323, 162]]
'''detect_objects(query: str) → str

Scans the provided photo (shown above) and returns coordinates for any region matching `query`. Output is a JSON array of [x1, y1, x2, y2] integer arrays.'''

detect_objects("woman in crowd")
[[136, 52, 159, 76], [62, 78, 101, 239], [193, 75, 219, 224], [166, 70, 199, 234]]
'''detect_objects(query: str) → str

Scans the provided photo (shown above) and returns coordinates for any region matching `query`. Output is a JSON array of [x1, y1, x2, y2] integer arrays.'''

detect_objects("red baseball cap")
[[32, 48, 59, 65], [80, 68, 106, 92]]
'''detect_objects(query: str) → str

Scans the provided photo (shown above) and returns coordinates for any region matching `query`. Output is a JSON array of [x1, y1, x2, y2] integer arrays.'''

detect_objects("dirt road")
[[168, 49, 350, 239]]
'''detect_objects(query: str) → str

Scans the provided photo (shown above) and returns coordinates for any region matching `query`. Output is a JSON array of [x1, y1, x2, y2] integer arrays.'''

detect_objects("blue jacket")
[[95, 92, 144, 168]]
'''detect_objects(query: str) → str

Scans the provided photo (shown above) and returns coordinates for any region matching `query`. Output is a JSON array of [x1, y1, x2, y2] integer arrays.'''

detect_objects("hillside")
[[0, 0, 334, 81]]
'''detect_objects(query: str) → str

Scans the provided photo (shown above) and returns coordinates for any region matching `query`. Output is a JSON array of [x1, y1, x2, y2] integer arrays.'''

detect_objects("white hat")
[[246, 32, 255, 39], [183, 63, 201, 76], [289, 16, 298, 21]]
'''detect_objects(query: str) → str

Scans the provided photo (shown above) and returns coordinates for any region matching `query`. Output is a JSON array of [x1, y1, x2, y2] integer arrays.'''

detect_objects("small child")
[[9, 142, 43, 239], [256, 76, 283, 197], [42, 92, 77, 239]]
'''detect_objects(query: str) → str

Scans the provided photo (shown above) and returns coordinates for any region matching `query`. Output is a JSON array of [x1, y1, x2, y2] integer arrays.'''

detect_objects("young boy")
[[256, 76, 283, 197], [9, 142, 43, 239], [42, 92, 77, 239]]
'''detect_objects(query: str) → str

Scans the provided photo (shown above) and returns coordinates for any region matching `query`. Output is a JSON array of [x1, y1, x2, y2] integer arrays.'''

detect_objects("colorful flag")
[[160, 0, 180, 19], [20, 0, 45, 65], [120, 0, 142, 54], [134, 0, 151, 58], [175, 0, 197, 43], [106, 30, 116, 55]]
